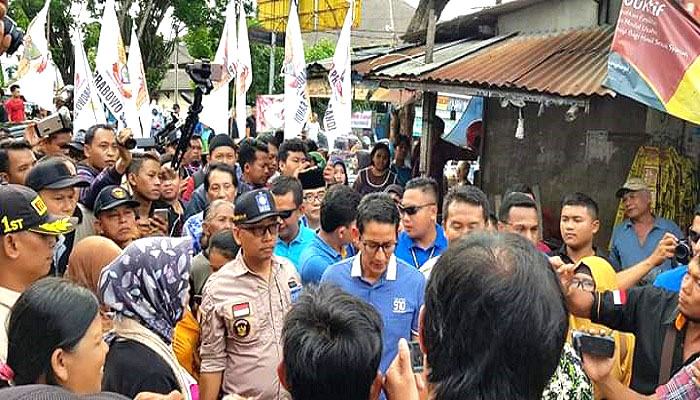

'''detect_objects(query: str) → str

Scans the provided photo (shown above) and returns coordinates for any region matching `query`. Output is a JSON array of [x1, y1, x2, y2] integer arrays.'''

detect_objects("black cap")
[[93, 185, 140, 215], [67, 129, 86, 153], [209, 134, 236, 154], [299, 167, 325, 190], [25, 159, 90, 192], [0, 184, 76, 236], [234, 188, 280, 225]]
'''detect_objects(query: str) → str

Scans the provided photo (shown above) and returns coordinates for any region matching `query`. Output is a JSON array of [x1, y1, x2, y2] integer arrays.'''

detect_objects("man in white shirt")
[[0, 185, 75, 359], [420, 185, 490, 278]]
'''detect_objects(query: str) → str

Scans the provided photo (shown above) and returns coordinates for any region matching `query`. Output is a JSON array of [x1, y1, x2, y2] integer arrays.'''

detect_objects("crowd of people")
[[0, 112, 700, 400]]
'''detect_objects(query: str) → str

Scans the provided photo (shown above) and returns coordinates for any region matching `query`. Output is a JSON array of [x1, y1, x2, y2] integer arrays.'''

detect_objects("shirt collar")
[[351, 253, 397, 281], [228, 251, 282, 279], [409, 224, 448, 251], [0, 286, 21, 310]]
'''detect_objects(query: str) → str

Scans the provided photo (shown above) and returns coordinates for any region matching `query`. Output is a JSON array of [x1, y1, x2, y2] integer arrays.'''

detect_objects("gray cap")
[[0, 385, 128, 400]]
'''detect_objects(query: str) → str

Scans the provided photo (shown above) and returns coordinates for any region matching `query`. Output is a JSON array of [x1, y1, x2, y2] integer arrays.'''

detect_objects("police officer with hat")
[[0, 184, 76, 359], [93, 185, 140, 249], [199, 188, 300, 400]]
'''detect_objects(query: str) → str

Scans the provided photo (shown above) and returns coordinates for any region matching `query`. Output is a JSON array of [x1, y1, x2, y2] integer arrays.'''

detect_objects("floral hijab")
[[99, 237, 193, 344]]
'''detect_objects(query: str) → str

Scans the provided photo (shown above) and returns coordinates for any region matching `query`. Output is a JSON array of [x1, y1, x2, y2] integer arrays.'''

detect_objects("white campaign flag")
[[94, 0, 139, 131], [235, 0, 252, 138], [283, 0, 310, 140], [73, 29, 106, 131], [200, 0, 237, 135], [128, 27, 151, 138], [323, 2, 353, 150], [14, 0, 55, 112]]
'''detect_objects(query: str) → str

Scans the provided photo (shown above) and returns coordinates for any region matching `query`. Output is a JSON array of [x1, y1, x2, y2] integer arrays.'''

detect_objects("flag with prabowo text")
[[200, 0, 237, 136], [236, 0, 252, 139], [283, 0, 310, 140], [94, 0, 139, 131], [15, 0, 55, 112], [604, 0, 700, 125], [128, 27, 151, 138], [73, 29, 106, 132], [323, 1, 353, 151]]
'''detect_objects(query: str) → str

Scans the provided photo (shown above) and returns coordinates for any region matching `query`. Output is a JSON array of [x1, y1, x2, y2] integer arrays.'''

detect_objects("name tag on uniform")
[[233, 302, 251, 318], [289, 280, 301, 303]]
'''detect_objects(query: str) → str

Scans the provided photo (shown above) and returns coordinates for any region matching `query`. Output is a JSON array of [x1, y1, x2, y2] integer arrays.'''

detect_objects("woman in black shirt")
[[352, 142, 398, 196]]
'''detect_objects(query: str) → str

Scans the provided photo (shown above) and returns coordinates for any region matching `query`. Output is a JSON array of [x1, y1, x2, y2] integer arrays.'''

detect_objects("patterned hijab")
[[99, 237, 193, 344]]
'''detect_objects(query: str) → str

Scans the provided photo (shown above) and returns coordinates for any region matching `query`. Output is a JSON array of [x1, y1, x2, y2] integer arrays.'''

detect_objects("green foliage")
[[249, 41, 284, 100], [305, 38, 336, 63]]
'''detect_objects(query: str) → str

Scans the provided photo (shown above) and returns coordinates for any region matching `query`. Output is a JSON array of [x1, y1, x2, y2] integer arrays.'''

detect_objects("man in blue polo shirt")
[[395, 177, 447, 269], [322, 193, 425, 373], [299, 184, 360, 284], [655, 205, 700, 291], [610, 178, 682, 283], [271, 176, 316, 269]]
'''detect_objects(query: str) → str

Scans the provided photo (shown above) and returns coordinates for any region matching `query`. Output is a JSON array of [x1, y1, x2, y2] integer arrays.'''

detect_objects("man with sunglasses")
[[200, 188, 301, 400], [655, 205, 700, 292], [321, 193, 425, 374], [395, 178, 447, 269], [271, 176, 315, 270]]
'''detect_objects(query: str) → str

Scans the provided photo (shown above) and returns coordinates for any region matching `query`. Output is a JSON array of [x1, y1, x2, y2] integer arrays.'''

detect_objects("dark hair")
[[238, 138, 269, 169], [126, 152, 160, 176], [84, 124, 115, 146], [208, 229, 239, 260], [332, 160, 348, 185], [405, 177, 439, 203], [282, 284, 383, 400], [0, 139, 32, 175], [498, 192, 537, 223], [369, 142, 390, 161], [424, 233, 568, 400], [204, 163, 237, 193], [504, 183, 534, 198], [271, 176, 303, 208], [489, 213, 498, 227], [7, 278, 100, 386], [305, 139, 319, 153], [9, 84, 19, 92], [278, 138, 308, 162], [357, 193, 400, 235], [443, 185, 490, 223], [393, 134, 410, 149], [434, 117, 445, 134], [561, 192, 599, 220], [321, 185, 361, 233], [258, 133, 280, 149]]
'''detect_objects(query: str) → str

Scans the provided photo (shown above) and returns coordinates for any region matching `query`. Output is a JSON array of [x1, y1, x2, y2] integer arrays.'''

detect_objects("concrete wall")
[[480, 96, 650, 248], [497, 0, 599, 34]]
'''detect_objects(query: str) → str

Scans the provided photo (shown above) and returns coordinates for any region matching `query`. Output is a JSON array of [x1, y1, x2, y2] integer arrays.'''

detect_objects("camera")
[[119, 136, 137, 150], [37, 110, 71, 138], [572, 331, 615, 359], [3, 16, 24, 56], [185, 60, 224, 87], [675, 239, 693, 265]]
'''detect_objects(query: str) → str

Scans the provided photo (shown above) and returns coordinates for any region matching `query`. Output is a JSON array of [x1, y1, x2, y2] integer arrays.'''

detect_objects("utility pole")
[[419, 0, 437, 176], [268, 32, 276, 94]]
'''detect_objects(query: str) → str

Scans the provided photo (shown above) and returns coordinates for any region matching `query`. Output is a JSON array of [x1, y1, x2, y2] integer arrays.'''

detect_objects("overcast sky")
[[402, 0, 504, 21]]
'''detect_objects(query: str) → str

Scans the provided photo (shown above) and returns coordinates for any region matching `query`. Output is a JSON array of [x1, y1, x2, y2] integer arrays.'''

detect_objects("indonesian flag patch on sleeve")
[[612, 290, 627, 306], [233, 302, 251, 318]]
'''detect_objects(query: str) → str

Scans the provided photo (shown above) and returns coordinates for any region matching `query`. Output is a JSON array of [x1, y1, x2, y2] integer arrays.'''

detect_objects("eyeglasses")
[[571, 277, 595, 292], [362, 240, 396, 256], [304, 191, 326, 203], [240, 222, 280, 237], [278, 208, 297, 220], [398, 203, 435, 216]]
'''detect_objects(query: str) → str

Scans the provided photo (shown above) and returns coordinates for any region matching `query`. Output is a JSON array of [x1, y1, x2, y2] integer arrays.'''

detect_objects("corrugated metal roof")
[[413, 26, 615, 97]]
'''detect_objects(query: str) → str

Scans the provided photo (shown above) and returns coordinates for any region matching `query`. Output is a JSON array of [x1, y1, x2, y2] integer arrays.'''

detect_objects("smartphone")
[[408, 340, 424, 373], [572, 331, 615, 358], [153, 208, 170, 232]]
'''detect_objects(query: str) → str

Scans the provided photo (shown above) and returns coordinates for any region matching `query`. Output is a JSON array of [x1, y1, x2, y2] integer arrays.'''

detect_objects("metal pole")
[[174, 35, 179, 107], [268, 32, 276, 94], [419, 0, 437, 176]]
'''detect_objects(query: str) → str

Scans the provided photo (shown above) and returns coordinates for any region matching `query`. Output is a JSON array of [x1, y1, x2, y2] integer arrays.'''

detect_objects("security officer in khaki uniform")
[[199, 188, 301, 400]]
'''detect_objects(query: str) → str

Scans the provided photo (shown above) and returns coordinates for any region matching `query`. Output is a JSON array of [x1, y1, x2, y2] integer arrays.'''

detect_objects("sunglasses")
[[398, 203, 435, 216], [279, 208, 297, 220], [240, 222, 280, 237]]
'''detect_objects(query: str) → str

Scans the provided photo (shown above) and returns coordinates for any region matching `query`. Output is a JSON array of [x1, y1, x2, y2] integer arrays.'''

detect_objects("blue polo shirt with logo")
[[394, 224, 448, 268], [321, 254, 425, 372], [274, 224, 316, 271]]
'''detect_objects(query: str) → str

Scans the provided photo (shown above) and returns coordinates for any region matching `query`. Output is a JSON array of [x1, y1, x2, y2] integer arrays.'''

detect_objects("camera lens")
[[675, 241, 692, 264], [3, 16, 24, 56], [123, 137, 137, 150]]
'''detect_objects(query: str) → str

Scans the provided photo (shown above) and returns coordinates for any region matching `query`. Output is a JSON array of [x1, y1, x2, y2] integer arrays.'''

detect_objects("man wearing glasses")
[[298, 167, 326, 232], [394, 177, 447, 269], [199, 188, 301, 400], [271, 176, 316, 270], [655, 205, 700, 292], [321, 193, 425, 374]]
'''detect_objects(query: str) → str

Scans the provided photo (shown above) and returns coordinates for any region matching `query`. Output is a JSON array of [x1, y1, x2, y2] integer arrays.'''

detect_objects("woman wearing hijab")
[[330, 157, 348, 186], [66, 237, 122, 333], [99, 237, 196, 400], [569, 256, 636, 399], [352, 142, 398, 196]]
